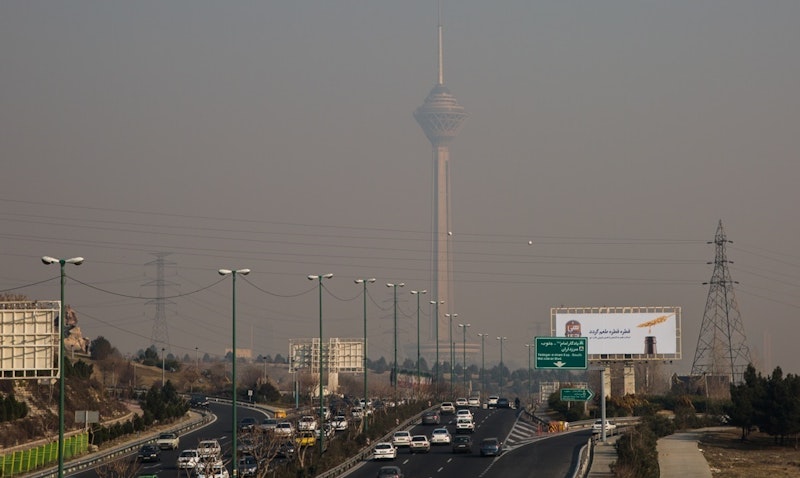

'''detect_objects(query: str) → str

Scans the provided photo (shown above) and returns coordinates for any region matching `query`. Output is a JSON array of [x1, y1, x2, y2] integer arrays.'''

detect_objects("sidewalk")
[[587, 429, 714, 478]]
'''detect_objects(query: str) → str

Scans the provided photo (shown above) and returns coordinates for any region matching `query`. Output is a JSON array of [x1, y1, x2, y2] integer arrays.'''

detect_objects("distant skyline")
[[2, 1, 798, 377]]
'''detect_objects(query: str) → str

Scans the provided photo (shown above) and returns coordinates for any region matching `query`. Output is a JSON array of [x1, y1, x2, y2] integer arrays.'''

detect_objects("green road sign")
[[534, 337, 588, 370], [560, 388, 594, 402]]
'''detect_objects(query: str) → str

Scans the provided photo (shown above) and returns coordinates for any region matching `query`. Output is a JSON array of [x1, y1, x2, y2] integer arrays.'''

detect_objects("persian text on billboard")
[[554, 312, 677, 355]]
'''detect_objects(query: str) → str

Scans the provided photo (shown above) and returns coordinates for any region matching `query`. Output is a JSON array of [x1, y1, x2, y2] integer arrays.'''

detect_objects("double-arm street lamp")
[[444, 313, 457, 392], [410, 290, 427, 389], [477, 333, 488, 394], [458, 323, 471, 392], [497, 336, 508, 395], [386, 282, 404, 393], [308, 273, 333, 455], [42, 256, 84, 478], [355, 278, 375, 432], [219, 267, 250, 476]]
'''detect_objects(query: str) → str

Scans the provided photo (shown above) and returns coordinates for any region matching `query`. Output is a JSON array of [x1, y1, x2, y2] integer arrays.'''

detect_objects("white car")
[[176, 449, 200, 470], [592, 419, 617, 433], [196, 461, 229, 478], [298, 415, 317, 431], [410, 435, 431, 453], [468, 397, 481, 407], [456, 417, 475, 433], [430, 428, 452, 445], [487, 396, 499, 408], [259, 418, 278, 432], [373, 442, 397, 460], [274, 422, 294, 437], [440, 402, 456, 414], [197, 440, 222, 459], [332, 415, 349, 431], [455, 397, 468, 407], [456, 409, 474, 420], [157, 432, 180, 450], [392, 430, 412, 447]]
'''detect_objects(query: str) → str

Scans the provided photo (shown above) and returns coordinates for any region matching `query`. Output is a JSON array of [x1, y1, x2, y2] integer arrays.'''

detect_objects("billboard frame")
[[1, 301, 61, 379], [550, 306, 681, 362]]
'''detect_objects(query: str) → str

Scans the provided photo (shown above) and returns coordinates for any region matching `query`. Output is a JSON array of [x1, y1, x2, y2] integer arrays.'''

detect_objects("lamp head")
[[67, 257, 84, 265], [219, 269, 232, 276], [239, 269, 251, 275], [42, 256, 58, 265]]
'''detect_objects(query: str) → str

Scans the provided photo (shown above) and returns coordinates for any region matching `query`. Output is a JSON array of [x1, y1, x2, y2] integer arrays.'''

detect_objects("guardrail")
[[20, 409, 214, 478]]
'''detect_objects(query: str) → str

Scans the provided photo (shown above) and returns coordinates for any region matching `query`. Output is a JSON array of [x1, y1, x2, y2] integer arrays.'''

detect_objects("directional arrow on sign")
[[554, 361, 566, 368], [560, 388, 594, 402]]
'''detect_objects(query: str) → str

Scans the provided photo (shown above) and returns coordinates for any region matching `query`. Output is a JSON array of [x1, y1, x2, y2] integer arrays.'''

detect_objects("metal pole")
[[477, 333, 487, 395], [58, 262, 65, 478], [411, 290, 426, 393], [356, 278, 374, 433], [161, 348, 165, 386], [318, 278, 324, 454], [231, 273, 238, 477]]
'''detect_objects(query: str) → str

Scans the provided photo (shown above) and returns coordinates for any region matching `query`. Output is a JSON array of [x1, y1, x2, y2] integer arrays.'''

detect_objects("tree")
[[727, 364, 764, 440], [91, 336, 115, 361]]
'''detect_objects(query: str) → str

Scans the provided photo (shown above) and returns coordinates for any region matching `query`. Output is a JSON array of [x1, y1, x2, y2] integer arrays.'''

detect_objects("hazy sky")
[[2, 1, 798, 377]]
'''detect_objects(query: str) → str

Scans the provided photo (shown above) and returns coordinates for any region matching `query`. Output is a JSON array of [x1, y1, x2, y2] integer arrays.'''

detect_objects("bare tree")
[[95, 456, 142, 478]]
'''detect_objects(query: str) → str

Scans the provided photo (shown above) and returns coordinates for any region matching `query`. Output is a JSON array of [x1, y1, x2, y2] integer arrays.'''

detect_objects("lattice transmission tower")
[[144, 252, 178, 353], [691, 221, 751, 384]]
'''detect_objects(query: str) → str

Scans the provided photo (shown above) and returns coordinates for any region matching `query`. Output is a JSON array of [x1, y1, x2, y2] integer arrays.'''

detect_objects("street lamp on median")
[[219, 267, 250, 476], [42, 255, 83, 478], [410, 290, 427, 390], [525, 343, 533, 408], [477, 333, 488, 395], [355, 277, 375, 432], [429, 300, 444, 395], [458, 324, 470, 393], [497, 336, 508, 395], [308, 273, 333, 455], [444, 313, 457, 393], [386, 282, 404, 393], [161, 348, 165, 387]]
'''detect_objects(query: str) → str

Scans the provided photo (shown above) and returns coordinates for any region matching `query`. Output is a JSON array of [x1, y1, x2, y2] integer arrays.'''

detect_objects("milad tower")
[[414, 11, 468, 369]]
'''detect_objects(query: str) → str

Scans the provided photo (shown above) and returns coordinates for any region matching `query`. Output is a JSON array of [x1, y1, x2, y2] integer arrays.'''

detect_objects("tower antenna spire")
[[438, 0, 443, 85]]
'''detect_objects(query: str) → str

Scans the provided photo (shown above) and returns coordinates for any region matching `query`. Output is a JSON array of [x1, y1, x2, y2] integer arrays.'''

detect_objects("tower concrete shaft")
[[691, 220, 752, 384], [414, 14, 466, 348]]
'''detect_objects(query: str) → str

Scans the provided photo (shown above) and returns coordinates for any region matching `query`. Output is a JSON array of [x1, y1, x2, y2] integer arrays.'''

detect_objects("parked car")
[[479, 437, 502, 456], [430, 428, 452, 445], [456, 417, 474, 433], [240, 417, 257, 432], [372, 442, 397, 460], [176, 449, 200, 470], [156, 432, 179, 450], [452, 435, 473, 453], [496, 397, 510, 408], [197, 439, 222, 459], [440, 402, 456, 414], [137, 444, 160, 462], [392, 430, 412, 448], [421, 410, 441, 425], [376, 465, 404, 478], [410, 435, 431, 453]]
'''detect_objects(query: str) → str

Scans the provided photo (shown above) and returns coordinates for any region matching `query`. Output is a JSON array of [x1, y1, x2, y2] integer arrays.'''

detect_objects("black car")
[[377, 466, 404, 478], [421, 410, 441, 425], [479, 437, 502, 456], [451, 435, 472, 454], [238, 455, 259, 477], [137, 444, 161, 462], [496, 397, 510, 408], [240, 417, 257, 431]]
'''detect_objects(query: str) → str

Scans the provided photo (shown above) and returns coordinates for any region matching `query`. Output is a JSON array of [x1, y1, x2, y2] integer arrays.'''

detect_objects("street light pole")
[[355, 278, 375, 433], [410, 290, 427, 391], [477, 333, 488, 395], [429, 300, 444, 396], [445, 313, 457, 394], [458, 324, 470, 393], [42, 256, 83, 478], [161, 348, 165, 386], [525, 343, 533, 408], [386, 282, 404, 394], [308, 273, 333, 455], [497, 337, 507, 395], [219, 267, 250, 477]]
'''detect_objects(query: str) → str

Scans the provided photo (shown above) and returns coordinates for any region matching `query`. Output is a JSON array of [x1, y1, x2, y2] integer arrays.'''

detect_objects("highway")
[[344, 406, 591, 478]]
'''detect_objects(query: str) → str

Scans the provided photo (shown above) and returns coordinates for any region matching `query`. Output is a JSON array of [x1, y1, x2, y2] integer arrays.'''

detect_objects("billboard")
[[551, 306, 681, 361], [1, 301, 61, 379], [288, 338, 364, 374]]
